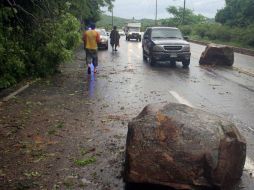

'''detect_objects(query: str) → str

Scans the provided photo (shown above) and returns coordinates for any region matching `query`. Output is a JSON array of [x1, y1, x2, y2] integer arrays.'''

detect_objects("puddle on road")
[[245, 157, 254, 174]]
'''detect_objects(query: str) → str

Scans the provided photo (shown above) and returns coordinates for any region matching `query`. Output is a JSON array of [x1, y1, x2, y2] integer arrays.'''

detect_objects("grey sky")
[[102, 0, 225, 19]]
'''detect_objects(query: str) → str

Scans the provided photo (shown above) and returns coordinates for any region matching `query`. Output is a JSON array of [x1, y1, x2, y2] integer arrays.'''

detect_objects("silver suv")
[[142, 27, 191, 67]]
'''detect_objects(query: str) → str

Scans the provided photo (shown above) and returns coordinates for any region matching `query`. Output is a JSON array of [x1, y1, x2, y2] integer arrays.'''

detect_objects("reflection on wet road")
[[86, 38, 254, 189], [88, 73, 96, 98]]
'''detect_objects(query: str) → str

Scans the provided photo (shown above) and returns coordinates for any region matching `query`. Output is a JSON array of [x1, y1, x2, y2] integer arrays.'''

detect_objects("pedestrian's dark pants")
[[86, 49, 98, 67], [111, 43, 118, 50]]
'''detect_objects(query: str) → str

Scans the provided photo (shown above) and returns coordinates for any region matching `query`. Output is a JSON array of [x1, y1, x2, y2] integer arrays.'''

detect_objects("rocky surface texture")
[[124, 103, 246, 190], [199, 44, 234, 66]]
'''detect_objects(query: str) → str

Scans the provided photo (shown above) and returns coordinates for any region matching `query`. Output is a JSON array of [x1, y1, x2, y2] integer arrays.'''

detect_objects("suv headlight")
[[182, 44, 190, 52], [153, 45, 164, 51]]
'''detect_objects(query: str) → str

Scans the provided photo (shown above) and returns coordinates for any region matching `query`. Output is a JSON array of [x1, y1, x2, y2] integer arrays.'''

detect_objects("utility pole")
[[182, 0, 186, 25], [112, 8, 114, 28], [155, 0, 157, 25]]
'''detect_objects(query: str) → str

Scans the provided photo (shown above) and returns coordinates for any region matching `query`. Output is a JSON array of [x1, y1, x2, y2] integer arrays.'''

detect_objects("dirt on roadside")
[[0, 48, 127, 190]]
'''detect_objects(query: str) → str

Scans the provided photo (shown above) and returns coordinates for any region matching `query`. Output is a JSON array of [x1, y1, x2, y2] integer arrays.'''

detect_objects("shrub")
[[0, 9, 26, 88], [0, 5, 81, 89], [28, 13, 81, 77], [239, 25, 254, 47], [194, 24, 210, 38], [205, 24, 231, 41], [179, 25, 192, 36]]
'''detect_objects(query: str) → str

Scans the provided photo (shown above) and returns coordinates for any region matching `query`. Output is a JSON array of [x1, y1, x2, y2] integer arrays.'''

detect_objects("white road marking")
[[170, 90, 254, 174], [169, 91, 194, 107]]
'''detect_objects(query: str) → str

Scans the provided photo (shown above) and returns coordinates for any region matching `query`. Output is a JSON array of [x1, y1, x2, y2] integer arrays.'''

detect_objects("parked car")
[[118, 30, 125, 36], [95, 29, 108, 50], [142, 27, 191, 67]]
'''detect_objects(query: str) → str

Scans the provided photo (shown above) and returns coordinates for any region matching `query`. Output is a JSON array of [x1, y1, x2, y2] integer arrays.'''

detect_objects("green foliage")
[[179, 25, 192, 36], [0, 0, 113, 89], [215, 0, 254, 27], [191, 23, 254, 48], [235, 25, 254, 46], [28, 13, 81, 77], [194, 23, 232, 41], [194, 24, 209, 38], [74, 157, 96, 166], [164, 6, 207, 26], [0, 7, 26, 88]]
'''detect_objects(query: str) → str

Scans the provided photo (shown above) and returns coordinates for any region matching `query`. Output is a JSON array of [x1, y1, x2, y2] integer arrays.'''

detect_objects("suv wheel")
[[182, 59, 190, 67], [142, 49, 147, 61], [148, 55, 156, 66]]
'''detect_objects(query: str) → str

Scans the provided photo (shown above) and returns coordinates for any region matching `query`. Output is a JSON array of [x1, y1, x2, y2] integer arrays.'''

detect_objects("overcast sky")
[[102, 0, 225, 19]]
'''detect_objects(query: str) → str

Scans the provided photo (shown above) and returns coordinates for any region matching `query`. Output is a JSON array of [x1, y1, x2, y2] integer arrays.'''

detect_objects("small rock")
[[81, 178, 91, 184]]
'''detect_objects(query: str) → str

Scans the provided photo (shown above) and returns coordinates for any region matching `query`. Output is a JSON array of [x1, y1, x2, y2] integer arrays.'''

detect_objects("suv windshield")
[[151, 28, 183, 39]]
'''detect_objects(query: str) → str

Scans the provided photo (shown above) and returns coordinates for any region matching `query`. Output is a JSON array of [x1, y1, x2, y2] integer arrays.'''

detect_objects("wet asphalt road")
[[85, 37, 254, 189]]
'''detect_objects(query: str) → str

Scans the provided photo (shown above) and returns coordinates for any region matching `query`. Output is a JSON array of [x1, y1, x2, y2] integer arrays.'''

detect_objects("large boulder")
[[124, 103, 246, 190], [199, 44, 234, 66]]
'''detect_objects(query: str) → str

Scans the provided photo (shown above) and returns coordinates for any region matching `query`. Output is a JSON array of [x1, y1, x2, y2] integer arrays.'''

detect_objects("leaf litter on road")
[[74, 157, 96, 166]]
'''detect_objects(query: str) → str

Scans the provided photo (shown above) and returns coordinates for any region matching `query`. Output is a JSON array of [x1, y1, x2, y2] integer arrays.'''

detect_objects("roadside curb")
[[0, 79, 39, 105], [189, 39, 254, 57]]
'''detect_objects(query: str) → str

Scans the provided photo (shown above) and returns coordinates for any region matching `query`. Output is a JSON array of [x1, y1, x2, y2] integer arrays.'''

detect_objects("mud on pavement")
[[0, 47, 131, 190], [1, 39, 254, 190]]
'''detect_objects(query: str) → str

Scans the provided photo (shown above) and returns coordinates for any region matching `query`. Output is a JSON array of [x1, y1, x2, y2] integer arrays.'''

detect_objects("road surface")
[[0, 37, 254, 190], [92, 38, 254, 189]]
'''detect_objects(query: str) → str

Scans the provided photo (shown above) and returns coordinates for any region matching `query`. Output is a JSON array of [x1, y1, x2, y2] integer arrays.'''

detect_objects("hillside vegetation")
[[162, 0, 254, 49], [96, 14, 154, 31]]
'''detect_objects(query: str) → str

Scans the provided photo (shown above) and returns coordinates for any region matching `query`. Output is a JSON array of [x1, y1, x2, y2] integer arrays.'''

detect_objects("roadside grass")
[[190, 35, 254, 50]]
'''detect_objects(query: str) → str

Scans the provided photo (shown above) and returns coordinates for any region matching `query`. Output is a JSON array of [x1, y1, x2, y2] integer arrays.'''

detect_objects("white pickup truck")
[[125, 23, 142, 41]]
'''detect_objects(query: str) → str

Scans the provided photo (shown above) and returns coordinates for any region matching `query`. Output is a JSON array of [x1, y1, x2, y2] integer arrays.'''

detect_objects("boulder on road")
[[199, 44, 234, 66], [124, 103, 246, 190]]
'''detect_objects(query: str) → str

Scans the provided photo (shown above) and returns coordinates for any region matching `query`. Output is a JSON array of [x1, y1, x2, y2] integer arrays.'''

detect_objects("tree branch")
[[10, 0, 39, 22]]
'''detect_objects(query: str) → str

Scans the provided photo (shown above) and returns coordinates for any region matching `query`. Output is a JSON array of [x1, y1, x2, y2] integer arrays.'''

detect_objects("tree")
[[0, 0, 114, 88], [163, 6, 206, 26], [215, 0, 254, 27]]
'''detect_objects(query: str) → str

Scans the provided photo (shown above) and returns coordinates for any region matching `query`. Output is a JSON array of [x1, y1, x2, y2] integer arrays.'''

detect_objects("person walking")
[[110, 26, 120, 51], [83, 23, 100, 73]]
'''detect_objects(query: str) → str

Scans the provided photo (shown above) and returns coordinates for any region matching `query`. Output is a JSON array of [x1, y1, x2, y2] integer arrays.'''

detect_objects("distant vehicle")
[[142, 27, 191, 67], [119, 30, 125, 36], [125, 23, 142, 41], [95, 29, 108, 50]]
